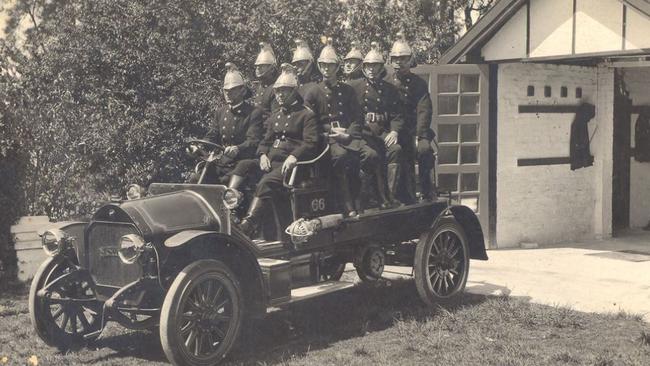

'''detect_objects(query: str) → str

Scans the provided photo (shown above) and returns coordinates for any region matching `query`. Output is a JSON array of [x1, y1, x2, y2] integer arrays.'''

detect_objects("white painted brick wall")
[[620, 68, 650, 228], [496, 63, 613, 247]]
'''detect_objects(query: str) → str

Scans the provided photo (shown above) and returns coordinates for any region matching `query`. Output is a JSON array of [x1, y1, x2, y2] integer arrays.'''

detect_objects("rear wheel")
[[355, 245, 385, 282], [29, 256, 102, 350], [414, 221, 470, 306], [160, 260, 243, 366]]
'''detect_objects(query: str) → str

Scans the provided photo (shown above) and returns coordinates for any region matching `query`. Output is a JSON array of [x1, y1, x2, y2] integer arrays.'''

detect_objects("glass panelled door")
[[416, 64, 489, 240]]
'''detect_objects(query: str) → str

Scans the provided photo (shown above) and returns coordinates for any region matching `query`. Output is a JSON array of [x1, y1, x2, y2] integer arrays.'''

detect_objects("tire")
[[29, 256, 102, 350], [160, 260, 243, 366], [355, 245, 385, 282], [414, 221, 470, 306]]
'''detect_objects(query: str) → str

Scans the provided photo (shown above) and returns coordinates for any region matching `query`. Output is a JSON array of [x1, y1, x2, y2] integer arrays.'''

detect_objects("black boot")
[[339, 173, 358, 217], [374, 165, 392, 209], [239, 197, 267, 238], [228, 174, 245, 190], [386, 163, 403, 207]]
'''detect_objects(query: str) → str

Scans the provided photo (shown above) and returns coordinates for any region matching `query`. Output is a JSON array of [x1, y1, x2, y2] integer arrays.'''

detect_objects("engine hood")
[[93, 184, 231, 239]]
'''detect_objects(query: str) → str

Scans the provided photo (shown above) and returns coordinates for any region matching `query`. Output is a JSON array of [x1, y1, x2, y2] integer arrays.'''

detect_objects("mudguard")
[[433, 205, 488, 261], [38, 221, 88, 263], [163, 229, 269, 311]]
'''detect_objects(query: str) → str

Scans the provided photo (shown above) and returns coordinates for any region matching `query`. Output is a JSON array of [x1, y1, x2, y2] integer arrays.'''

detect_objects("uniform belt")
[[365, 112, 387, 124]]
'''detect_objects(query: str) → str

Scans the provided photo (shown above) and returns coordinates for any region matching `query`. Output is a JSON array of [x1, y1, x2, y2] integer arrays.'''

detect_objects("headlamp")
[[118, 234, 146, 264], [223, 188, 243, 210], [41, 229, 67, 257]]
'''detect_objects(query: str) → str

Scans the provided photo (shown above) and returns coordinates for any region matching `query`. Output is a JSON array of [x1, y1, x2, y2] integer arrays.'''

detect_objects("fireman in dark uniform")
[[388, 33, 435, 202], [348, 42, 405, 207], [252, 42, 279, 119], [196, 63, 264, 189], [239, 64, 321, 236], [343, 41, 364, 82], [291, 39, 325, 117], [303, 38, 364, 216]]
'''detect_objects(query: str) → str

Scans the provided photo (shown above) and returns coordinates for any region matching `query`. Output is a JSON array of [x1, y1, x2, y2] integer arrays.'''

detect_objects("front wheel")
[[29, 256, 103, 350], [414, 221, 470, 306], [160, 260, 243, 366]]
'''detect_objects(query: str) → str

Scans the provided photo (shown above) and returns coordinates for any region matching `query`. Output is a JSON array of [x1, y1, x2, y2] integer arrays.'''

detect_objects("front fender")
[[163, 230, 268, 314], [38, 221, 88, 264], [433, 206, 488, 261]]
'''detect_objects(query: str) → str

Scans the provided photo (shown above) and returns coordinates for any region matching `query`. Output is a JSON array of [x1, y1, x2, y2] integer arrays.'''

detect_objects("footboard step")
[[289, 280, 356, 303]]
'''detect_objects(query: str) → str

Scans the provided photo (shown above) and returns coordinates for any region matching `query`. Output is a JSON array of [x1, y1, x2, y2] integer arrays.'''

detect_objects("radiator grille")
[[87, 222, 143, 287]]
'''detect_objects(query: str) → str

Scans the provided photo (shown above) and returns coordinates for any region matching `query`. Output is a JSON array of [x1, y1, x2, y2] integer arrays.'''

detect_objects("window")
[[437, 74, 480, 116]]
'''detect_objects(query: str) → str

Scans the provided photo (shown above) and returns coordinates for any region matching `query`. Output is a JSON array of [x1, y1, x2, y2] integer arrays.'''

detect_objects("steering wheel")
[[187, 139, 225, 160]]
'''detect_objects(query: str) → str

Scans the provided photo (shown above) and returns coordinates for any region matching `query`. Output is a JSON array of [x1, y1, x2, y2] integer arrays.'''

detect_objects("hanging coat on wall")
[[634, 107, 650, 162], [570, 102, 596, 170]]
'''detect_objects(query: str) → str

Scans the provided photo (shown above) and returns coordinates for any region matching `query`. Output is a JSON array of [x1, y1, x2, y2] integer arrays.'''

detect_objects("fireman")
[[303, 37, 365, 216], [252, 42, 279, 119], [196, 63, 264, 189], [239, 64, 321, 237], [388, 33, 435, 202], [343, 41, 364, 82], [348, 42, 405, 208]]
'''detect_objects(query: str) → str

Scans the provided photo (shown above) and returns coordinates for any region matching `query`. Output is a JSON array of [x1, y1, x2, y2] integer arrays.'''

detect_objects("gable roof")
[[621, 0, 650, 16], [440, 0, 650, 65], [439, 0, 526, 64]]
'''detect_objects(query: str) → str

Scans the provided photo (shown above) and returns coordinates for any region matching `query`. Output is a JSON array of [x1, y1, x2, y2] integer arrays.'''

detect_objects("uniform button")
[[378, 90, 382, 94], [275, 123, 279, 126], [377, 98, 380, 102], [406, 86, 409, 90], [406, 78, 411, 82], [327, 104, 331, 107], [329, 113, 333, 117], [277, 115, 281, 119], [339, 112, 343, 115], [231, 135, 234, 139], [222, 126, 226, 129], [338, 102, 342, 106], [222, 134, 226, 139], [338, 92, 342, 96], [364, 98, 368, 102]]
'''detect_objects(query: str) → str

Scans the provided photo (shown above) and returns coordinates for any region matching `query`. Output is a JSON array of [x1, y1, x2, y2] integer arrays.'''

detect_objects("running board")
[[288, 280, 356, 303]]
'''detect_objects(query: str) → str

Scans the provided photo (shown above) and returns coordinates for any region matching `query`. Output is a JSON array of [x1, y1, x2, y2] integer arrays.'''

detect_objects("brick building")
[[413, 0, 650, 248]]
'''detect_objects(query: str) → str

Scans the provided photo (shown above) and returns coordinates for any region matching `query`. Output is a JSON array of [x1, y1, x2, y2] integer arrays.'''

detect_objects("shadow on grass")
[[227, 279, 491, 365], [80, 278, 492, 365]]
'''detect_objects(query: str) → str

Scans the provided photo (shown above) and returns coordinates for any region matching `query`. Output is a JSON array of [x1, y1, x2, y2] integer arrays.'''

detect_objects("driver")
[[239, 63, 321, 237], [196, 62, 264, 189]]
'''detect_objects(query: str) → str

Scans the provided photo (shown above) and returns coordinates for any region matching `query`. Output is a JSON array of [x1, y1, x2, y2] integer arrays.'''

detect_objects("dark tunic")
[[255, 94, 322, 198], [347, 78, 404, 137], [204, 101, 264, 165], [388, 71, 434, 141], [257, 95, 320, 163]]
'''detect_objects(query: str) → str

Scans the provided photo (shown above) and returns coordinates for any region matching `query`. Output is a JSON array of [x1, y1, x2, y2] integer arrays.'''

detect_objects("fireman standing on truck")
[[388, 33, 436, 202], [302, 38, 365, 216], [239, 64, 321, 237], [343, 41, 364, 82], [193, 63, 264, 190], [348, 42, 404, 208], [252, 42, 279, 119]]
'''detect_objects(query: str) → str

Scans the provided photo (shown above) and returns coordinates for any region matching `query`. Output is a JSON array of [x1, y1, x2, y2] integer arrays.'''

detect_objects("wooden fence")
[[10, 216, 49, 282]]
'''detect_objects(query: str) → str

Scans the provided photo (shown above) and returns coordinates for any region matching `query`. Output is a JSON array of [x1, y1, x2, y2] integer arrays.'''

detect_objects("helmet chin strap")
[[362, 65, 384, 82]]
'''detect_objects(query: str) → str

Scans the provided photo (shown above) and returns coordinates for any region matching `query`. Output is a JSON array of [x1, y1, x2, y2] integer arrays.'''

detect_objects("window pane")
[[460, 145, 478, 164], [460, 74, 479, 92], [460, 124, 478, 142], [460, 95, 480, 115], [438, 174, 458, 192], [438, 124, 458, 142], [461, 196, 479, 213], [438, 74, 458, 93], [438, 95, 459, 115], [438, 146, 459, 164], [461, 173, 479, 191]]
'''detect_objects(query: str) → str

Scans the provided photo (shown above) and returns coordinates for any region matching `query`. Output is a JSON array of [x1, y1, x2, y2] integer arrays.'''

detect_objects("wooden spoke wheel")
[[29, 256, 103, 350], [414, 221, 470, 306], [160, 260, 243, 366]]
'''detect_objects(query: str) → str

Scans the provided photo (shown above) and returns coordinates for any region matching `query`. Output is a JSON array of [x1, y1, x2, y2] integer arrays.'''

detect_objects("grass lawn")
[[1, 279, 649, 366]]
